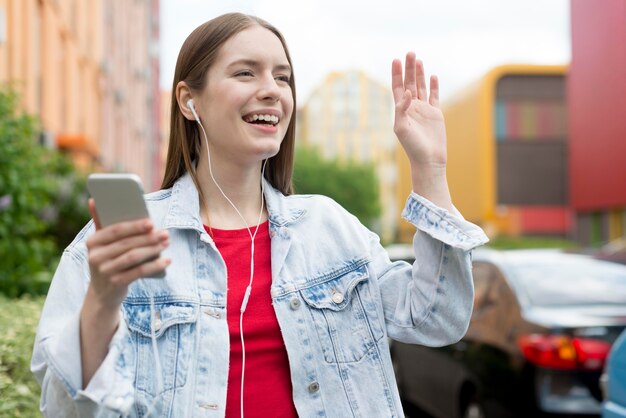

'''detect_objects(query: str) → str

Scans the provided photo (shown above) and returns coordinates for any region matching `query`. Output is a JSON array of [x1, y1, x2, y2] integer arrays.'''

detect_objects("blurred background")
[[1, 0, 625, 416]]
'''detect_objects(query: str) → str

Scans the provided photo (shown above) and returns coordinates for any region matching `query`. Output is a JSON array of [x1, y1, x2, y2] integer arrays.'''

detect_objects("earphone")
[[187, 96, 266, 418], [187, 99, 200, 122]]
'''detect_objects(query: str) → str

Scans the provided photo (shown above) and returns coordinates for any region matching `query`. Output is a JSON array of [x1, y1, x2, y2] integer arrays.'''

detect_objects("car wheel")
[[463, 398, 486, 418]]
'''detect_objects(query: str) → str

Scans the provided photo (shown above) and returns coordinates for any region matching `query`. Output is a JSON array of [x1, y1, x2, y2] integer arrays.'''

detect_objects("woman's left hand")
[[392, 52, 453, 211], [392, 52, 447, 168]]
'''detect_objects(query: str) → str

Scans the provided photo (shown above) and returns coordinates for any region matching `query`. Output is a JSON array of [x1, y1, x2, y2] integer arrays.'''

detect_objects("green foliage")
[[486, 235, 578, 250], [0, 88, 90, 297], [293, 146, 381, 228], [0, 295, 44, 417]]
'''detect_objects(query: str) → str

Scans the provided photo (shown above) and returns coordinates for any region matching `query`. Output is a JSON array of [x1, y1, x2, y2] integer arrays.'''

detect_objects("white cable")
[[141, 107, 266, 416], [143, 292, 163, 418], [195, 115, 267, 418]]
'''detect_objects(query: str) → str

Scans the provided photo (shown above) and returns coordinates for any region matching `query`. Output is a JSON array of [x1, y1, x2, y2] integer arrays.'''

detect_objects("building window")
[[494, 74, 568, 206], [0, 7, 6, 45]]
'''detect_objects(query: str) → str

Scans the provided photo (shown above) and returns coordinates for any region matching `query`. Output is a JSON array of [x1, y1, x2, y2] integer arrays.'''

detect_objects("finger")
[[415, 59, 427, 101], [404, 52, 418, 98], [87, 218, 153, 250], [88, 198, 102, 230], [99, 241, 169, 278], [391, 58, 406, 104], [89, 229, 169, 266], [400, 89, 412, 113], [110, 256, 172, 286], [429, 75, 440, 107]]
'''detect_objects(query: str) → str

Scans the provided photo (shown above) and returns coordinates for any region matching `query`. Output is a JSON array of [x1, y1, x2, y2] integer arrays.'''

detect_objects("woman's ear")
[[176, 82, 196, 121]]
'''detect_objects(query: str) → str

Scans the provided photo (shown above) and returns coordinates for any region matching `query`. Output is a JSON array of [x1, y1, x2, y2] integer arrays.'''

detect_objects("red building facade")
[[569, 0, 626, 245]]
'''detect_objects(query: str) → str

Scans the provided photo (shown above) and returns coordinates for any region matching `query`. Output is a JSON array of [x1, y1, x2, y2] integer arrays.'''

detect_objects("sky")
[[159, 0, 571, 104]]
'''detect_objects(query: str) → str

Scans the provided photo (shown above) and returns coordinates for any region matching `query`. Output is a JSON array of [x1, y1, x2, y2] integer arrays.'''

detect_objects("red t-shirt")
[[207, 222, 298, 418]]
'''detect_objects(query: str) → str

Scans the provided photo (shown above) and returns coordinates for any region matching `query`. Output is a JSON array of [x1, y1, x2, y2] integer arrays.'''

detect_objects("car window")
[[506, 255, 626, 306], [472, 262, 496, 312], [469, 262, 521, 347]]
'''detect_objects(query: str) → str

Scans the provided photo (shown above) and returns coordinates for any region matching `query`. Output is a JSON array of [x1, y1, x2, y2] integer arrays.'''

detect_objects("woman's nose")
[[257, 75, 281, 102]]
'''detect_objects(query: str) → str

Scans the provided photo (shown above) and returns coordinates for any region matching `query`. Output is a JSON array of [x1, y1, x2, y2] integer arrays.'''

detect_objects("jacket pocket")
[[300, 265, 384, 363], [122, 300, 198, 397]]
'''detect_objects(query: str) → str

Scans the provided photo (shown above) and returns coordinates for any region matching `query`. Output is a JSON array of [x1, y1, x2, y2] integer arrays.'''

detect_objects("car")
[[603, 329, 626, 417], [595, 239, 626, 266], [389, 248, 626, 418]]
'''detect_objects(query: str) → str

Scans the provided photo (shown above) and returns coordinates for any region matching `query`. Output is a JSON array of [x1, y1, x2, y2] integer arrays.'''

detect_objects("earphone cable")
[[196, 115, 267, 418]]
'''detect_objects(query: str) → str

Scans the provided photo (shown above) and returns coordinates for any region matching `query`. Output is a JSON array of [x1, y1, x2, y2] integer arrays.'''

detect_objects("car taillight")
[[518, 334, 612, 371], [572, 337, 612, 370]]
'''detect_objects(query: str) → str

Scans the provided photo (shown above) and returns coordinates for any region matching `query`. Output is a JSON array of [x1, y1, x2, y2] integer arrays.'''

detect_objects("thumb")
[[88, 198, 103, 230]]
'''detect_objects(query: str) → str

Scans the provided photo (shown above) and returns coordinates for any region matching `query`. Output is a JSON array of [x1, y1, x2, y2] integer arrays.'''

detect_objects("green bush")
[[0, 88, 90, 297], [486, 235, 578, 250], [293, 146, 381, 228], [0, 295, 44, 417]]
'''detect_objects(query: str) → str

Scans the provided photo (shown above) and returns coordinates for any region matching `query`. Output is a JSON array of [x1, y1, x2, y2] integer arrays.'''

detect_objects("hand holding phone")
[[87, 173, 167, 278]]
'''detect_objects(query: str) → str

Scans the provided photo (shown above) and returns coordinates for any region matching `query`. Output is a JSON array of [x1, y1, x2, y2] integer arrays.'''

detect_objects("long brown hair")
[[161, 13, 297, 202]]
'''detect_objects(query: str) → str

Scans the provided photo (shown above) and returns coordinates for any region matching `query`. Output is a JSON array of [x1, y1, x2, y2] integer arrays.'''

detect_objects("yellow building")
[[396, 65, 569, 242], [299, 70, 398, 242], [0, 0, 161, 190]]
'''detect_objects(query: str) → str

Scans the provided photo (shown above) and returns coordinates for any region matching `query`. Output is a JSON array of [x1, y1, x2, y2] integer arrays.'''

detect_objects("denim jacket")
[[32, 172, 488, 417]]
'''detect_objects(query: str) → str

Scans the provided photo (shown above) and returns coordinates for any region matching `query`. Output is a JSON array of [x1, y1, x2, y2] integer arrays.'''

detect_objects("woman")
[[32, 12, 488, 417]]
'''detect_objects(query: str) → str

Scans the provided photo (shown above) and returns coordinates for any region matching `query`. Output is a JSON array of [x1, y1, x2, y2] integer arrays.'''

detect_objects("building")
[[394, 1, 626, 250], [100, 0, 161, 191], [0, 0, 161, 190], [398, 65, 570, 243], [398, 1, 626, 247], [0, 0, 103, 168], [569, 0, 626, 247], [298, 70, 398, 242]]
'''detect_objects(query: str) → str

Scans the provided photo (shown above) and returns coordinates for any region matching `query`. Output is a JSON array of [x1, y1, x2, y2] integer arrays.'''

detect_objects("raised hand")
[[392, 52, 453, 211], [392, 52, 447, 167]]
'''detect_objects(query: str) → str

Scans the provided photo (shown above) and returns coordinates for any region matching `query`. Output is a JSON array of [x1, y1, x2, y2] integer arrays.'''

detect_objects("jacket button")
[[152, 319, 162, 331], [289, 298, 301, 310], [308, 382, 319, 393], [331, 292, 344, 304], [203, 308, 221, 319]]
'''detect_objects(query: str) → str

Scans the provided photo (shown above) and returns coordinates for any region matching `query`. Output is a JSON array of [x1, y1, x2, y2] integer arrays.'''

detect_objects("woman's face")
[[195, 25, 294, 165]]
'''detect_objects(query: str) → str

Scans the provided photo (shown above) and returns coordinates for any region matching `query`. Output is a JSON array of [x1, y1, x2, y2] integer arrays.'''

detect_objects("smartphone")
[[87, 173, 166, 278]]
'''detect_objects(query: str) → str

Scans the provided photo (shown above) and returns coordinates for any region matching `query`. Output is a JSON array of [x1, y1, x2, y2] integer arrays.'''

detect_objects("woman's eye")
[[236, 70, 253, 77], [276, 75, 291, 83]]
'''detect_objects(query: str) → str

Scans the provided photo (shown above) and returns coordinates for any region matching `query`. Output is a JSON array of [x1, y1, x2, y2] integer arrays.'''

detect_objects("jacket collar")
[[162, 172, 306, 232]]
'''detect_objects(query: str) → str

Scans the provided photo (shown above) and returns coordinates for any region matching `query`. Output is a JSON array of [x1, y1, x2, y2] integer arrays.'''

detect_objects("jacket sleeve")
[[372, 192, 489, 346], [30, 223, 135, 417]]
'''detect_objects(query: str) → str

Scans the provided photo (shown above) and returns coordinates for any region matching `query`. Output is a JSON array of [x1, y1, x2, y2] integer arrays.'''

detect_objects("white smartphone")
[[87, 173, 166, 278]]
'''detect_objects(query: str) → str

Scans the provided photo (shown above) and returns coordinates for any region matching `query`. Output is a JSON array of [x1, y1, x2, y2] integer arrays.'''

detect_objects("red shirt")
[[207, 222, 298, 418]]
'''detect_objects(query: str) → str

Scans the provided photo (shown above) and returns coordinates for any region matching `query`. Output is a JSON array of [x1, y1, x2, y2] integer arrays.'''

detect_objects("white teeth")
[[245, 114, 279, 124]]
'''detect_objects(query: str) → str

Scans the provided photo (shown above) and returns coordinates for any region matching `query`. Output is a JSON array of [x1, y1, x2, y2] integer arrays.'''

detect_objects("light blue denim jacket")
[[32, 172, 488, 417]]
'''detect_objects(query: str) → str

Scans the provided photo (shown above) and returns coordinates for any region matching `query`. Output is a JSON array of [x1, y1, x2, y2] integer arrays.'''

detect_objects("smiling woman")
[[175, 25, 294, 186], [31, 12, 488, 418]]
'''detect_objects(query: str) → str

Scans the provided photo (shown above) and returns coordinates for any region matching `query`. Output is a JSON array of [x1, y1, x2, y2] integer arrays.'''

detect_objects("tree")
[[0, 88, 90, 297], [293, 145, 381, 229]]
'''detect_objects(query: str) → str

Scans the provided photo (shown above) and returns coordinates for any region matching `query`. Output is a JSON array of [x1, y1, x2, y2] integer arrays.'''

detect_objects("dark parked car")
[[390, 248, 626, 418]]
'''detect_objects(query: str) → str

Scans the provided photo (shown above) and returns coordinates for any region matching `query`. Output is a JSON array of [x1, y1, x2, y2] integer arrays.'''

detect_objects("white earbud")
[[187, 98, 200, 122]]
